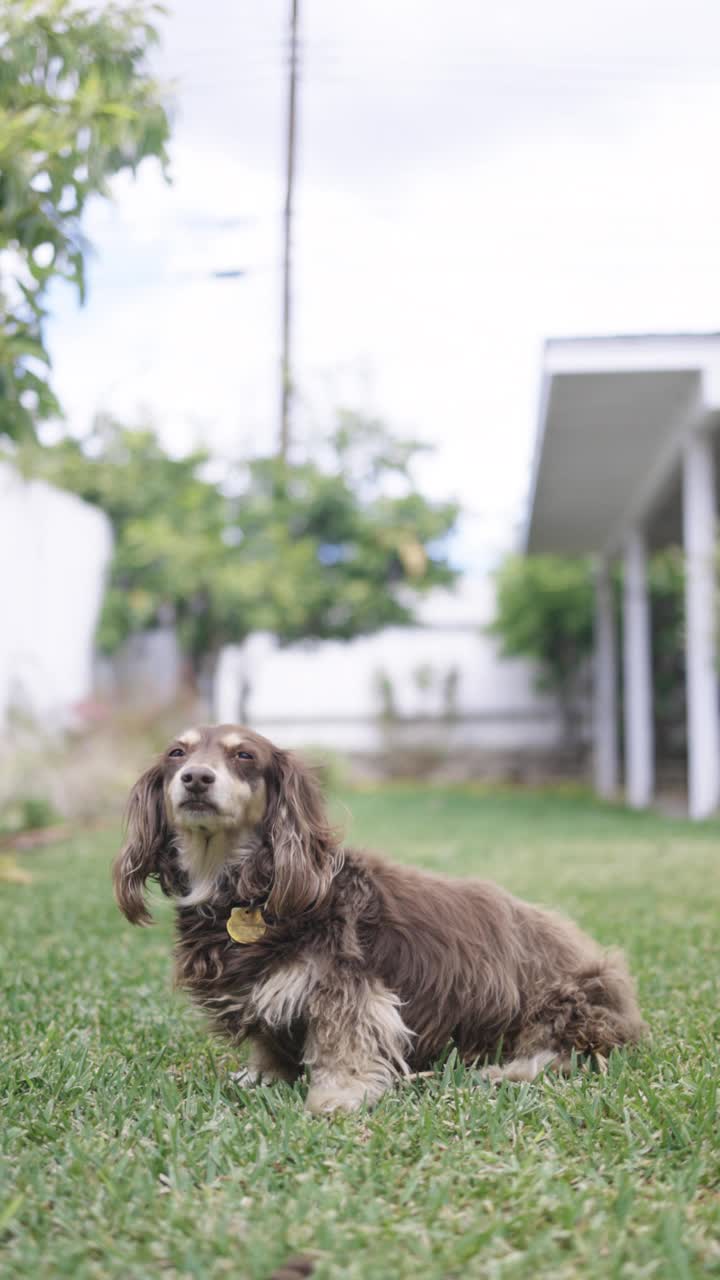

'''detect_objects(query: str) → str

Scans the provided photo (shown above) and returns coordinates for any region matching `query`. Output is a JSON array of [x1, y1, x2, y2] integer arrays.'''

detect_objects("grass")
[[2, 784, 720, 1279]]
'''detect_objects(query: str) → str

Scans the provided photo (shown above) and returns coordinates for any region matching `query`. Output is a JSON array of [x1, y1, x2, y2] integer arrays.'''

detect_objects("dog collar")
[[226, 905, 267, 944]]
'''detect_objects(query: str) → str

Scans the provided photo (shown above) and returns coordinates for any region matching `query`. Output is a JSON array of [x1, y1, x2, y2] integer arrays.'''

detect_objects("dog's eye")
[[168, 747, 186, 758], [235, 750, 254, 761]]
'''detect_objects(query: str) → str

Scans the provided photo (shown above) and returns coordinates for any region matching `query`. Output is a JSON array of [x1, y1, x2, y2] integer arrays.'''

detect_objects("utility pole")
[[280, 0, 299, 461]]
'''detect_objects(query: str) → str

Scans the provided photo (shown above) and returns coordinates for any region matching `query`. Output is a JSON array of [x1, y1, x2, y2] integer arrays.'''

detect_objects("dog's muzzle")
[[179, 766, 219, 813]]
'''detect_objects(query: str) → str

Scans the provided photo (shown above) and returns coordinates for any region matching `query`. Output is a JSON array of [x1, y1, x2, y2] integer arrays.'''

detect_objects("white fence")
[[0, 463, 112, 726], [213, 579, 567, 755]]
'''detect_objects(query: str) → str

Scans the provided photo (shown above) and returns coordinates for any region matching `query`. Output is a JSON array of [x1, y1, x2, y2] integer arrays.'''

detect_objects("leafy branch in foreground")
[[0, 0, 170, 440]]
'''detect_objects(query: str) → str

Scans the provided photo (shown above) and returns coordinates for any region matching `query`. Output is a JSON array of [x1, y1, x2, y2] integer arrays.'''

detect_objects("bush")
[[490, 551, 687, 756], [0, 794, 59, 837]]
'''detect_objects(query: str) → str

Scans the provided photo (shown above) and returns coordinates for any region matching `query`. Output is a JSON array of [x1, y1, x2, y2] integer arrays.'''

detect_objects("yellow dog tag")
[[226, 906, 267, 945]]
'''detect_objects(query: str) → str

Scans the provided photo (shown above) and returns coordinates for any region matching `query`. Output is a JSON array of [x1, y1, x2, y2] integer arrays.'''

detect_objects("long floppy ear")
[[112, 763, 171, 925], [264, 750, 340, 918]]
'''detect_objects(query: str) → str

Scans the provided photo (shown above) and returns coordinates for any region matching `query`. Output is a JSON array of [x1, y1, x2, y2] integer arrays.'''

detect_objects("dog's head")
[[113, 724, 338, 925]]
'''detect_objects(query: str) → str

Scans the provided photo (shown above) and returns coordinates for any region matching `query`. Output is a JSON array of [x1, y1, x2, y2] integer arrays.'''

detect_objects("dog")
[[113, 724, 646, 1113]]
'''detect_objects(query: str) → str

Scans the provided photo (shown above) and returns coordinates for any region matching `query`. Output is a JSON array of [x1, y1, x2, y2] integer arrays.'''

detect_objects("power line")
[[280, 0, 299, 461]]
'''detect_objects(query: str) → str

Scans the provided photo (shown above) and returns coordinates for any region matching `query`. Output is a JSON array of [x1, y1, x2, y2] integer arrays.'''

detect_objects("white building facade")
[[526, 333, 720, 819]]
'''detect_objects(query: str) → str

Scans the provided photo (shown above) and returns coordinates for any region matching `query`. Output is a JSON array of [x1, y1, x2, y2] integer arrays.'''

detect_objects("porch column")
[[593, 557, 618, 798], [623, 528, 654, 808], [683, 430, 720, 819]]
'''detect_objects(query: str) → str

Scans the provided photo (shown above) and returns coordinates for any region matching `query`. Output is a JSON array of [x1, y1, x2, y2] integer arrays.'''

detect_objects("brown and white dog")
[[113, 724, 646, 1113]]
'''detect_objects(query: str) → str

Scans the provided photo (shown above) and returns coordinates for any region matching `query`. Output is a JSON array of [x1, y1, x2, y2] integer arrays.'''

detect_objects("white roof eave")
[[524, 334, 720, 557]]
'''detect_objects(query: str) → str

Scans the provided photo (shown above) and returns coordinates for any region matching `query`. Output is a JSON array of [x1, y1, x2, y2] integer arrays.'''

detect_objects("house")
[[526, 333, 720, 819]]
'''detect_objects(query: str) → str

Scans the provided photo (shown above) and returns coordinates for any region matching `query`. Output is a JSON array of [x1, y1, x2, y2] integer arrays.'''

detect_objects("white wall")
[[214, 577, 565, 752], [0, 463, 112, 726]]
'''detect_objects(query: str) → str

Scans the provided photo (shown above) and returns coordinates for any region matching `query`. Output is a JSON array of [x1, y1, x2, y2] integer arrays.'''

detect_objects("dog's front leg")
[[232, 1033, 301, 1087], [303, 977, 412, 1115]]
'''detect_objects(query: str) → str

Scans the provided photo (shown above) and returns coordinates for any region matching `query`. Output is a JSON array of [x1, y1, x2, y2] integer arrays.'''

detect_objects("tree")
[[490, 552, 687, 755], [0, 0, 169, 440], [24, 413, 459, 684], [489, 555, 595, 750]]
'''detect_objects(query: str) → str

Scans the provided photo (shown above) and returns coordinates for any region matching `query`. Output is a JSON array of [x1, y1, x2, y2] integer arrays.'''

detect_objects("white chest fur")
[[176, 830, 261, 907]]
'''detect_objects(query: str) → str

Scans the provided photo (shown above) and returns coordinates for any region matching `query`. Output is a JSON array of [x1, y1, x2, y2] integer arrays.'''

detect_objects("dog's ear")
[[264, 750, 339, 918], [112, 763, 171, 925]]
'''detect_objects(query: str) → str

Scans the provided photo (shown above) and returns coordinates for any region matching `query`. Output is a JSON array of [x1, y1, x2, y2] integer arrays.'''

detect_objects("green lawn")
[[2, 786, 720, 1279]]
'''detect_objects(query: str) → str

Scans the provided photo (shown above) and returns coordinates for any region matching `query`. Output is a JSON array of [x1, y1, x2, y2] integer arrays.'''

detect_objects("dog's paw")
[[477, 1050, 559, 1085], [230, 1066, 276, 1087], [305, 1077, 380, 1115], [305, 1086, 364, 1115], [477, 1065, 505, 1085]]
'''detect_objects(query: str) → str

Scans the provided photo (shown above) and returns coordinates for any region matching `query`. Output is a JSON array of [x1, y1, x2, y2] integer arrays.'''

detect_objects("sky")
[[45, 0, 720, 567]]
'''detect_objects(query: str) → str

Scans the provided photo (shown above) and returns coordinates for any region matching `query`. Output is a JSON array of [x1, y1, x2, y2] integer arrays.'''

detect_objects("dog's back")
[[350, 853, 646, 1069]]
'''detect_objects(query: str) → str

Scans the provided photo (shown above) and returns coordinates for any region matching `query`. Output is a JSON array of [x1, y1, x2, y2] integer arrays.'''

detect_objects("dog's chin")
[[174, 802, 232, 832], [170, 798, 249, 839]]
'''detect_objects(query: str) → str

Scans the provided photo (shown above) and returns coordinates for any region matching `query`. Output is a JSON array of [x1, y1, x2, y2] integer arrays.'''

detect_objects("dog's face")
[[113, 724, 338, 925], [163, 724, 273, 835]]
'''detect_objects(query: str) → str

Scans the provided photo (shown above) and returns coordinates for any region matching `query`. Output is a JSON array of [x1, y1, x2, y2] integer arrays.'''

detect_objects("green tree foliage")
[[489, 555, 595, 748], [0, 0, 169, 440], [490, 551, 686, 753], [26, 413, 459, 676], [490, 555, 595, 695]]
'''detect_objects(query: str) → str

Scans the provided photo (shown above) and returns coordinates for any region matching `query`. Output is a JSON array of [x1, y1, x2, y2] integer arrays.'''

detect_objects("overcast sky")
[[46, 0, 720, 566]]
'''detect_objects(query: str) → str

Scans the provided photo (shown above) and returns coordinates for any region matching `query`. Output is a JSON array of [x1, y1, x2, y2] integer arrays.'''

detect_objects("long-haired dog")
[[113, 724, 646, 1113]]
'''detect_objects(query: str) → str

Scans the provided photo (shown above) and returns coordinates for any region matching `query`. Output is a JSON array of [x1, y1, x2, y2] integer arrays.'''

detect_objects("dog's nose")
[[181, 766, 216, 791]]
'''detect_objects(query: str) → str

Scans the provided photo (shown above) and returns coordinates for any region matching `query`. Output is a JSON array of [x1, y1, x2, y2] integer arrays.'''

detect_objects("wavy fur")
[[114, 725, 647, 1112]]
